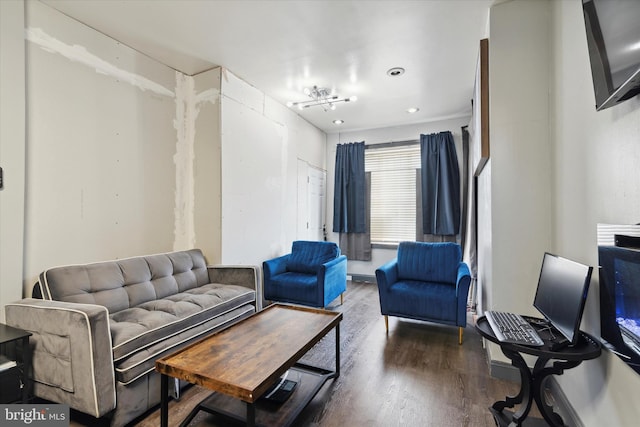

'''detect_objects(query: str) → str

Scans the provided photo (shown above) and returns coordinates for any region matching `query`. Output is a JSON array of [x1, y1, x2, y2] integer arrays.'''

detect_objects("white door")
[[297, 160, 326, 241]]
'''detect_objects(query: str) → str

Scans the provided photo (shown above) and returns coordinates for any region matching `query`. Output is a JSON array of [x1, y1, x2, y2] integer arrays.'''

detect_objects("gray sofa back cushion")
[[39, 249, 210, 314]]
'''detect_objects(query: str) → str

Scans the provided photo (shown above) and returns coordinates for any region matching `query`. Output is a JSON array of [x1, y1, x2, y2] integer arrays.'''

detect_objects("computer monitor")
[[533, 253, 594, 346]]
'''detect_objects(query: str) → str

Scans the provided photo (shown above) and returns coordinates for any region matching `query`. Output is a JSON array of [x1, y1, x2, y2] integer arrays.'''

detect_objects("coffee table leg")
[[246, 402, 255, 427], [335, 323, 341, 379], [160, 374, 169, 427]]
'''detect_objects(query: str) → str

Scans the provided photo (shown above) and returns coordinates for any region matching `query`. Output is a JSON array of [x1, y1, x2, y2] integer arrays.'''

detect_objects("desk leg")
[[491, 348, 535, 426], [160, 374, 169, 427], [532, 359, 581, 427]]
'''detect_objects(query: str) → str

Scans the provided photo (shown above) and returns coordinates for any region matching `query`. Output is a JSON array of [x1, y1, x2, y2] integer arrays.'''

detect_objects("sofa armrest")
[[207, 265, 261, 310], [455, 262, 472, 326], [4, 299, 115, 418], [207, 265, 258, 289]]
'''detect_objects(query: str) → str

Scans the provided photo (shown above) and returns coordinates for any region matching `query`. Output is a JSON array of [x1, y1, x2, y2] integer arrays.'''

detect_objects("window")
[[365, 142, 420, 244]]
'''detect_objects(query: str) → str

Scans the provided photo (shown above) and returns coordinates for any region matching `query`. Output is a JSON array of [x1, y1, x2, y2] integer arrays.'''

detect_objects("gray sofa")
[[5, 249, 260, 426]]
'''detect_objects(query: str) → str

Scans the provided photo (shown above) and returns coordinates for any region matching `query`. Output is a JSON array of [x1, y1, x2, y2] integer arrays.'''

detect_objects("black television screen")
[[599, 244, 640, 374], [533, 253, 593, 345], [582, 0, 640, 110]]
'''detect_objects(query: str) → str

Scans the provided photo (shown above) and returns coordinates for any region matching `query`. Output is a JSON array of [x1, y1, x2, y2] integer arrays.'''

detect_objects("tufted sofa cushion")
[[110, 283, 254, 362], [287, 240, 340, 274], [396, 241, 461, 284], [113, 301, 254, 384]]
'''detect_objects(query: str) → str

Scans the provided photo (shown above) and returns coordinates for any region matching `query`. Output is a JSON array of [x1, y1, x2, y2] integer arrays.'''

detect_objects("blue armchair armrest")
[[263, 254, 290, 279], [317, 255, 347, 307], [375, 258, 398, 293], [455, 262, 472, 327]]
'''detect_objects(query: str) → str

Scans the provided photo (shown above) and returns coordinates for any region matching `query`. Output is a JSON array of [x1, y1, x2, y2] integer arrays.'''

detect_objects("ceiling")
[[41, 0, 492, 133]]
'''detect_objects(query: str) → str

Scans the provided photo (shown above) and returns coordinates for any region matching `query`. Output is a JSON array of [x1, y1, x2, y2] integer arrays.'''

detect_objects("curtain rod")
[[365, 139, 419, 149]]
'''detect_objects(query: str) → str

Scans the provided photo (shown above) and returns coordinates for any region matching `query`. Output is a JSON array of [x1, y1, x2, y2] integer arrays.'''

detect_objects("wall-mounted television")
[[582, 0, 640, 110]]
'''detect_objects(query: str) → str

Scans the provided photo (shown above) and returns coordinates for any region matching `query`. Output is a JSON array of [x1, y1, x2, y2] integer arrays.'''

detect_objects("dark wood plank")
[[70, 281, 521, 427]]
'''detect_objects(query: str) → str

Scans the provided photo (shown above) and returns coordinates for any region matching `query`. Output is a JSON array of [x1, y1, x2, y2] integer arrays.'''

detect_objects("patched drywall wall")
[[218, 70, 326, 265], [173, 70, 222, 259], [23, 1, 181, 293], [192, 68, 222, 263], [173, 73, 197, 251], [18, 1, 326, 296], [26, 27, 175, 98]]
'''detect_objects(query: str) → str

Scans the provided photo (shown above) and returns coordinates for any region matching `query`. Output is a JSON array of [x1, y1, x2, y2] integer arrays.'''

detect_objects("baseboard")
[[489, 359, 521, 383], [547, 376, 584, 427], [488, 360, 582, 427], [349, 274, 376, 283]]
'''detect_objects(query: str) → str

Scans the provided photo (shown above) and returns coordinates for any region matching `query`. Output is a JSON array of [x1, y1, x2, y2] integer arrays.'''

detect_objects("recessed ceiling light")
[[333, 119, 344, 125], [387, 67, 405, 77], [407, 107, 420, 113]]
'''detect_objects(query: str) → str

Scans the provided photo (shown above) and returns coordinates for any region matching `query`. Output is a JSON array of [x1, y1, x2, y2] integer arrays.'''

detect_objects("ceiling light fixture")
[[387, 67, 405, 77], [407, 107, 420, 113], [287, 86, 357, 112], [333, 119, 344, 125]]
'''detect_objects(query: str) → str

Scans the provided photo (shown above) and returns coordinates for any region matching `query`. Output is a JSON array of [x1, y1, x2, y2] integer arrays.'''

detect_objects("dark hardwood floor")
[[72, 281, 518, 427]]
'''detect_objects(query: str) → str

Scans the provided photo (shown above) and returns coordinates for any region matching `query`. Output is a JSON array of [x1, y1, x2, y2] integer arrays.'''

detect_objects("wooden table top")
[[155, 304, 342, 403]]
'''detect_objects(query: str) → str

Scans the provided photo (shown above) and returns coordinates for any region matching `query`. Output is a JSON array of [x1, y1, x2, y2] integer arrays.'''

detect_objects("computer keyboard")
[[485, 311, 545, 347]]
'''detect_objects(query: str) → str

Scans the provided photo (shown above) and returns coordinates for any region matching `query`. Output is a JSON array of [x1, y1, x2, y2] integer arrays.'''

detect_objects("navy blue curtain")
[[333, 142, 366, 233], [420, 132, 460, 235]]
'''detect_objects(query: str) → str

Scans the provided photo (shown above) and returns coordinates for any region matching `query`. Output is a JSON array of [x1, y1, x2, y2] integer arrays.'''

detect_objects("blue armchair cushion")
[[397, 241, 461, 284], [287, 240, 341, 274], [387, 280, 457, 322], [264, 271, 319, 303]]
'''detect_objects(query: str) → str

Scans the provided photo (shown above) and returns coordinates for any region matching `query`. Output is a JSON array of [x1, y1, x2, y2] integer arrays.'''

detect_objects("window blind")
[[365, 143, 420, 244]]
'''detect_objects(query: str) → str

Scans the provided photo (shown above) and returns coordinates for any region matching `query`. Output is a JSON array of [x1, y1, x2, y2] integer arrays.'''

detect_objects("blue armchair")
[[375, 241, 471, 344], [263, 240, 347, 308]]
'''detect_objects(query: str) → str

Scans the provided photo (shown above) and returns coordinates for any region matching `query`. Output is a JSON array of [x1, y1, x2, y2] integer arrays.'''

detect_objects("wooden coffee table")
[[155, 303, 342, 427]]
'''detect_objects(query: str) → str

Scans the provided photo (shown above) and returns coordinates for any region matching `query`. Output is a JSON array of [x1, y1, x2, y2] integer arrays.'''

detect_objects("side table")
[[0, 323, 32, 403], [476, 315, 601, 427]]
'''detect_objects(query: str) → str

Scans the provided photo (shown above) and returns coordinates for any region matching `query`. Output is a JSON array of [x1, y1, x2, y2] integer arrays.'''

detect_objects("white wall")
[[480, 0, 554, 367], [485, 0, 553, 317], [483, 1, 640, 425], [0, 0, 26, 321], [325, 117, 470, 277], [476, 160, 492, 316], [549, 1, 640, 425]]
